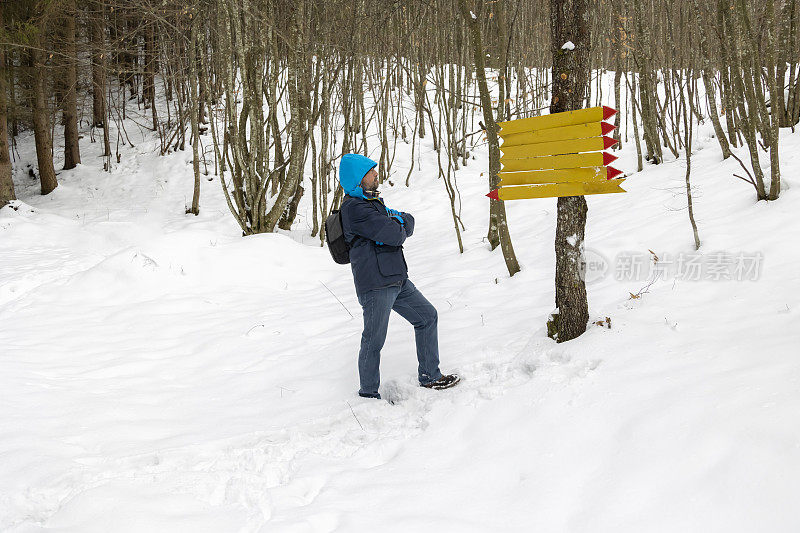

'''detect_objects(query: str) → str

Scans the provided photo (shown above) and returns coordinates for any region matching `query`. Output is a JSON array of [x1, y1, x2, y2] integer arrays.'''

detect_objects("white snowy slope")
[[2, 92, 800, 532]]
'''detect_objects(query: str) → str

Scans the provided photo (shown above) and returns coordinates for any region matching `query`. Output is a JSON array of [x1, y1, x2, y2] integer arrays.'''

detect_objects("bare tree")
[[458, 0, 521, 277], [59, 0, 81, 170], [25, 2, 58, 195], [0, 3, 15, 206], [547, 0, 590, 342]]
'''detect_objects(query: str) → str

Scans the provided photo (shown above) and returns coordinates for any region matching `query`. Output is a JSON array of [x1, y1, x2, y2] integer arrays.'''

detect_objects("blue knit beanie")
[[338, 153, 378, 199]]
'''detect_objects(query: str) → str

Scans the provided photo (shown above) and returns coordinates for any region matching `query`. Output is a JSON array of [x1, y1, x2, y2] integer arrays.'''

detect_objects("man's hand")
[[386, 208, 404, 225]]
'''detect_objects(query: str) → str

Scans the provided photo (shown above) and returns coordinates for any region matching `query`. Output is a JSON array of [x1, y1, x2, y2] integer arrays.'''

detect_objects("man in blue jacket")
[[338, 153, 460, 399]]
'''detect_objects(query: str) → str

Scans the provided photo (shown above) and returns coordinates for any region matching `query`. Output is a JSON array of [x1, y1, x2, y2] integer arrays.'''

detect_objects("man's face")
[[361, 168, 379, 192]]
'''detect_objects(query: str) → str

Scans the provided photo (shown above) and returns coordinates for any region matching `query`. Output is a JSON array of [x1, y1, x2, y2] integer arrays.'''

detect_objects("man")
[[338, 153, 460, 399]]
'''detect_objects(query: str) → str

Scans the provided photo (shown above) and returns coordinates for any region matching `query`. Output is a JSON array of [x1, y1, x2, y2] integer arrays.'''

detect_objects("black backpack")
[[324, 210, 351, 264]]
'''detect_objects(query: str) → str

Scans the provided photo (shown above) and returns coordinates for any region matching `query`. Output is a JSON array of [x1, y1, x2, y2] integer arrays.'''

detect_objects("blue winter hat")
[[339, 153, 377, 199]]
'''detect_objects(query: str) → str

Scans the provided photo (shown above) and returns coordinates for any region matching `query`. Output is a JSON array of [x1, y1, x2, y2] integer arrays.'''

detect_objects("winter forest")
[[2, 0, 799, 530]]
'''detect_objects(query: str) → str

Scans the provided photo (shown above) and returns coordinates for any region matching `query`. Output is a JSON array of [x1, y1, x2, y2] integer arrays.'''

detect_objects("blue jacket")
[[338, 154, 415, 294], [341, 195, 415, 294]]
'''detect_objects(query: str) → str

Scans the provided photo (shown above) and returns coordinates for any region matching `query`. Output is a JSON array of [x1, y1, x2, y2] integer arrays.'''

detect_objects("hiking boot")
[[421, 374, 460, 390]]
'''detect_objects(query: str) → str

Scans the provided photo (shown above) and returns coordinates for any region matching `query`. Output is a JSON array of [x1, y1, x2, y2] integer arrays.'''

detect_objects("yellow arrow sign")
[[500, 121, 616, 148], [499, 166, 623, 186], [488, 179, 627, 201], [500, 151, 617, 173], [498, 106, 617, 136], [501, 135, 618, 159]]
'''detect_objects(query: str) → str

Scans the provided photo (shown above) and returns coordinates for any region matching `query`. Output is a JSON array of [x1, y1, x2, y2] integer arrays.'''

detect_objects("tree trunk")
[[144, 20, 158, 131], [549, 0, 590, 342], [61, 0, 81, 170], [458, 0, 520, 277], [766, 0, 781, 200], [188, 9, 200, 215], [632, 0, 663, 164], [729, 1, 767, 199], [90, 1, 106, 128], [29, 48, 58, 195], [716, 0, 739, 147], [613, 68, 622, 148], [701, 69, 731, 159], [631, 75, 644, 172], [123, 14, 138, 101], [681, 70, 701, 249], [264, 0, 309, 232], [690, 0, 731, 159], [90, 0, 110, 161], [0, 6, 14, 206]]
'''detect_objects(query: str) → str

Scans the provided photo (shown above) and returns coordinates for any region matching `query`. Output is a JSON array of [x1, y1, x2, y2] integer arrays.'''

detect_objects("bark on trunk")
[[61, 0, 81, 170], [701, 70, 731, 159], [0, 6, 14, 205], [549, 0, 590, 342], [90, 1, 106, 128], [29, 48, 58, 195], [144, 21, 158, 131], [188, 10, 200, 215]]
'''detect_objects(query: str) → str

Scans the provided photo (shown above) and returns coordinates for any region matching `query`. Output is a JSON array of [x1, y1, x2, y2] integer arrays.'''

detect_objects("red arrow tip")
[[486, 189, 500, 200], [606, 166, 623, 179], [601, 122, 616, 135], [602, 152, 618, 166], [603, 106, 618, 120], [603, 136, 619, 149]]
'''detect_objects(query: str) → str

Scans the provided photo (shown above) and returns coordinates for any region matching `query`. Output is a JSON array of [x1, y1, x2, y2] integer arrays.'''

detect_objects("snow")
[[2, 71, 800, 532], [562, 41, 576, 51]]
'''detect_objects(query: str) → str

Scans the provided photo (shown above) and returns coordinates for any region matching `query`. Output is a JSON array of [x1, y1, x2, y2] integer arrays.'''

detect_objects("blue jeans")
[[356, 279, 443, 397]]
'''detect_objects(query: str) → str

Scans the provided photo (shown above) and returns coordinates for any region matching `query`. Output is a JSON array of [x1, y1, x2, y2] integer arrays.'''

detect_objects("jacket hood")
[[338, 153, 377, 199]]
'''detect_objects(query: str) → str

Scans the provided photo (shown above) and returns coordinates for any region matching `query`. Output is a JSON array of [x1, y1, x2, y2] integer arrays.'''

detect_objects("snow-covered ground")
[[2, 87, 800, 532]]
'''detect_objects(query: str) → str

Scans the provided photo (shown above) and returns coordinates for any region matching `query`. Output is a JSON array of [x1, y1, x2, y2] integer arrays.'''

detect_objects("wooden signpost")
[[487, 106, 626, 201]]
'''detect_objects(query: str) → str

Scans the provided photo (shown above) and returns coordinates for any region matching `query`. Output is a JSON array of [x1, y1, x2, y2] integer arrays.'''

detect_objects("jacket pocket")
[[375, 246, 406, 277]]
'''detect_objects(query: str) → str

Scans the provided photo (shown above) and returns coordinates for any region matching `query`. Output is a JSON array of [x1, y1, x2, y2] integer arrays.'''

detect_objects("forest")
[[1, 0, 795, 218], [2, 0, 796, 340], [1, 1, 799, 530]]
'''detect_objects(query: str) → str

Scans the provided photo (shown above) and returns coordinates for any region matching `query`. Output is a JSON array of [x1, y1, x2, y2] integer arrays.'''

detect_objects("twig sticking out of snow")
[[346, 401, 364, 431], [320, 281, 353, 318]]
